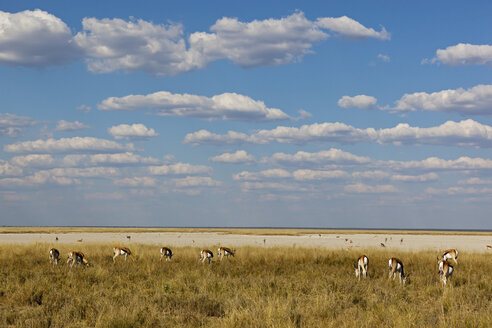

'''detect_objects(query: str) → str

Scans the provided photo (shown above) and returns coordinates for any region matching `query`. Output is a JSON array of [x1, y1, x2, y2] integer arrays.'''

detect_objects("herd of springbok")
[[354, 249, 459, 286], [49, 245, 460, 286]]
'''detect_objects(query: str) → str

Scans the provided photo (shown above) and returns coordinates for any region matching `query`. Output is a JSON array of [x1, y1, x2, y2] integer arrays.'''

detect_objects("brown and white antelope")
[[217, 246, 235, 260], [67, 250, 89, 267], [441, 249, 458, 264], [113, 247, 132, 262], [199, 249, 213, 264], [49, 248, 60, 265], [160, 247, 173, 262], [388, 258, 409, 284], [487, 245, 492, 250], [437, 257, 454, 286], [354, 255, 368, 280]]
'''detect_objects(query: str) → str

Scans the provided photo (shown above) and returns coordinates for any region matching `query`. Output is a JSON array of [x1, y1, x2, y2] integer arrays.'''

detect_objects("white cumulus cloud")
[[391, 84, 492, 115], [338, 95, 378, 110], [0, 9, 77, 67], [185, 119, 492, 148], [149, 163, 212, 176], [55, 120, 89, 132], [3, 137, 135, 154], [108, 123, 159, 140], [315, 16, 390, 40], [99, 91, 291, 122], [267, 149, 371, 166], [431, 43, 492, 66], [209, 150, 255, 164]]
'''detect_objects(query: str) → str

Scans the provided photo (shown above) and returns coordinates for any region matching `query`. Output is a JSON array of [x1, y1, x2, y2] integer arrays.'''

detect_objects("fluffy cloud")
[[0, 113, 36, 137], [149, 163, 212, 175], [183, 130, 251, 145], [267, 149, 371, 166], [55, 120, 89, 132], [47, 167, 119, 178], [10, 154, 55, 168], [0, 9, 77, 67], [108, 123, 158, 140], [189, 12, 328, 69], [63, 152, 159, 167], [391, 84, 492, 115], [185, 119, 492, 148], [99, 91, 291, 122], [73, 17, 188, 75], [233, 168, 348, 182], [209, 150, 255, 164], [3, 137, 135, 154], [344, 183, 397, 194], [1, 10, 389, 75], [387, 156, 492, 171], [0, 171, 79, 187], [430, 43, 492, 66], [0, 160, 22, 176], [315, 16, 390, 40], [378, 119, 492, 148], [352, 170, 390, 180], [185, 122, 378, 145], [337, 95, 378, 110]]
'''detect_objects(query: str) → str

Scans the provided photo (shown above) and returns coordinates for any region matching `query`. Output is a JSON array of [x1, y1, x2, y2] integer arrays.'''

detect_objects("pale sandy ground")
[[0, 232, 491, 253]]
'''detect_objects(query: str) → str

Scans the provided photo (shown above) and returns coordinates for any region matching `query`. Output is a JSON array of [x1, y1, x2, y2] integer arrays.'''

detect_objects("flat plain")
[[0, 229, 491, 327]]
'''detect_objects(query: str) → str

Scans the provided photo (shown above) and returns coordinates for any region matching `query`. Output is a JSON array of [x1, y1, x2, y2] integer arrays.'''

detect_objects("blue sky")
[[1, 1, 492, 228]]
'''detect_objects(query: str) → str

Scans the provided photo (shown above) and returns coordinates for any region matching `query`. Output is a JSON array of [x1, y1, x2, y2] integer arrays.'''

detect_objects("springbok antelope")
[[388, 258, 409, 284], [113, 247, 132, 262], [49, 248, 60, 265], [160, 247, 173, 261], [217, 247, 235, 260], [67, 250, 88, 267], [441, 249, 458, 264], [437, 257, 454, 286], [353, 255, 369, 280], [200, 249, 213, 264], [487, 245, 492, 250]]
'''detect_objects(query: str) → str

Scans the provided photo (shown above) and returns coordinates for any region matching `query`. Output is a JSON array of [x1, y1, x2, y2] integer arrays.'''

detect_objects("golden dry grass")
[[0, 243, 490, 327]]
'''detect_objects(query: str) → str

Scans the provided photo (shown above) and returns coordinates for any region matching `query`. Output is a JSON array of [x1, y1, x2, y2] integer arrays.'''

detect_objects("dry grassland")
[[0, 244, 490, 327]]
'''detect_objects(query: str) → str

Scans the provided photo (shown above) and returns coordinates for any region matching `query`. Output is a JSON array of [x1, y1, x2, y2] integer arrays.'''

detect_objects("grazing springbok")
[[441, 249, 458, 264], [487, 245, 492, 250], [49, 248, 60, 265], [67, 250, 88, 267], [437, 257, 454, 286], [160, 247, 173, 262], [113, 247, 132, 262], [217, 247, 235, 260], [200, 249, 213, 264], [388, 258, 409, 284], [354, 255, 369, 280]]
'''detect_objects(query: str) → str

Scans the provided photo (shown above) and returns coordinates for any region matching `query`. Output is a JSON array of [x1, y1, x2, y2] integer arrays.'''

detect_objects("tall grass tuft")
[[0, 243, 490, 327]]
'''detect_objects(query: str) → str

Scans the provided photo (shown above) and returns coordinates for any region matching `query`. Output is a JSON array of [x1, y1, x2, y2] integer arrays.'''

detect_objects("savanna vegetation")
[[0, 243, 490, 327]]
